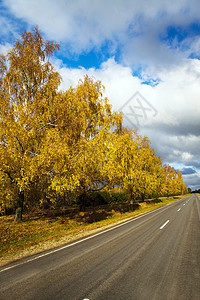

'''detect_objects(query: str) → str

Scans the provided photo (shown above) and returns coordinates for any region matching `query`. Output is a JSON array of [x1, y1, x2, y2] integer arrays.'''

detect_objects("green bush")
[[76, 191, 130, 208]]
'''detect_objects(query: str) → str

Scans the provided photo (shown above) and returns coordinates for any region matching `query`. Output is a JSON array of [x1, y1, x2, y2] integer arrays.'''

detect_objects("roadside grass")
[[0, 194, 189, 266]]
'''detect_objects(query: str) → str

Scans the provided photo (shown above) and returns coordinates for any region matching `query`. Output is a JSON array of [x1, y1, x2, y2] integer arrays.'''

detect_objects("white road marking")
[[177, 208, 181, 212], [160, 220, 169, 230]]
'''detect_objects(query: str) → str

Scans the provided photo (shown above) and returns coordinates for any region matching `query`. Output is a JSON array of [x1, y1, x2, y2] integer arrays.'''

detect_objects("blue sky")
[[0, 0, 200, 190]]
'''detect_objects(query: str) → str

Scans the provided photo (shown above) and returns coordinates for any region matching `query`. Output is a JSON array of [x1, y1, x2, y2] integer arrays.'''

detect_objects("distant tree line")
[[191, 189, 200, 193]]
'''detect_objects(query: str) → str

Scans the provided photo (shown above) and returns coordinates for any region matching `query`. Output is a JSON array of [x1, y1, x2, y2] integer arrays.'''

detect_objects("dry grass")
[[0, 195, 188, 266]]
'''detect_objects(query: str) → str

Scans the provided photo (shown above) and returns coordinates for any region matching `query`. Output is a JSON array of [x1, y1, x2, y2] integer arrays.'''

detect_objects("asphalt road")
[[0, 194, 200, 300]]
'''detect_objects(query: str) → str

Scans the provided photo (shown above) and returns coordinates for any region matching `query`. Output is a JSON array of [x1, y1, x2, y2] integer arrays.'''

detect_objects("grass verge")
[[0, 195, 189, 266]]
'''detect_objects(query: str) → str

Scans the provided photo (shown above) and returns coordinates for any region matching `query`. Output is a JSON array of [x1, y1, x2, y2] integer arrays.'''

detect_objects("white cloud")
[[3, 0, 200, 63], [182, 172, 200, 190], [0, 42, 12, 55], [53, 56, 200, 185]]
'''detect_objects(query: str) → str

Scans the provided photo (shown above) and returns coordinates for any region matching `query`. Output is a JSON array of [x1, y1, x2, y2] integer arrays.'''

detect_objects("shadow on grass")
[[17, 203, 141, 224], [73, 203, 140, 224], [145, 198, 162, 204], [76, 210, 113, 223]]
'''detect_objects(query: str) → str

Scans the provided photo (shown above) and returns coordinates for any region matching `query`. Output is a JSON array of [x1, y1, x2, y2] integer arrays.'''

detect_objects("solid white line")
[[160, 220, 169, 230], [0, 200, 184, 273]]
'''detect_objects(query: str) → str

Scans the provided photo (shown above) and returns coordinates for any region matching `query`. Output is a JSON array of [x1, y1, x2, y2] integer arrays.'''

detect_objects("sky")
[[0, 0, 200, 190]]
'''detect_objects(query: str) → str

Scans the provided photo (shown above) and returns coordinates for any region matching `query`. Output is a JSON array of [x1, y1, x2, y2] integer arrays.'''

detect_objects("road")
[[0, 194, 200, 300]]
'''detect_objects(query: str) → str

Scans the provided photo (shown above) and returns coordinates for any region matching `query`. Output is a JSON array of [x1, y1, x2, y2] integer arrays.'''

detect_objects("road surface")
[[0, 194, 200, 299]]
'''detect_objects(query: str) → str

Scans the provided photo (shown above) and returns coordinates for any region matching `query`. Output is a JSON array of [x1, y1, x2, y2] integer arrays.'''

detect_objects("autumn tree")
[[175, 170, 188, 195], [161, 164, 187, 196], [105, 128, 165, 202], [0, 27, 61, 220], [133, 136, 165, 201], [50, 76, 123, 209]]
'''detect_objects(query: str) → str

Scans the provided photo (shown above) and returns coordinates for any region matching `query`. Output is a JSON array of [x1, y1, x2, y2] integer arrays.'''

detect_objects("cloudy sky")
[[0, 0, 200, 190]]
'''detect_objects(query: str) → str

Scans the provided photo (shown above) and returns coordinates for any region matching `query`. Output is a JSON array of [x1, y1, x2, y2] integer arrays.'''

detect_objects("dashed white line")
[[160, 220, 169, 230]]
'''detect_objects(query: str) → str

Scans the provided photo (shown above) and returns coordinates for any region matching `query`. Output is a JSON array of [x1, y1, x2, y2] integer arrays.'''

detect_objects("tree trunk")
[[141, 193, 145, 202], [14, 190, 24, 222], [79, 193, 87, 211]]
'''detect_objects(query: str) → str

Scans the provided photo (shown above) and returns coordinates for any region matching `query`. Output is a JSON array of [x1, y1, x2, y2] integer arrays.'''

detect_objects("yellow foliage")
[[0, 27, 187, 216]]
